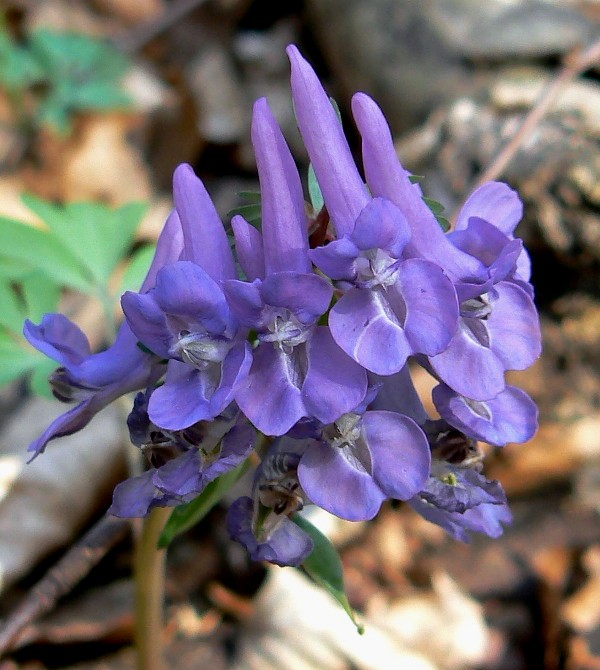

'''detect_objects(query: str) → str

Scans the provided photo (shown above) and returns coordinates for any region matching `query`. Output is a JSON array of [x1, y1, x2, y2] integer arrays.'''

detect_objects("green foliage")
[[158, 459, 250, 548], [0, 22, 131, 134], [293, 515, 364, 634], [227, 190, 262, 230], [422, 196, 451, 232], [307, 163, 324, 213], [0, 196, 146, 394]]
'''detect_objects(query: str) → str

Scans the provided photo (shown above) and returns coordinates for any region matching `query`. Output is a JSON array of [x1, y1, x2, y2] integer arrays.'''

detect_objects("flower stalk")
[[133, 507, 171, 670]]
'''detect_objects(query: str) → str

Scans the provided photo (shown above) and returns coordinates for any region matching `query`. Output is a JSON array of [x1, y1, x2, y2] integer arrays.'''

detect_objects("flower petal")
[[252, 98, 310, 275], [231, 215, 265, 281], [329, 287, 410, 374], [173, 163, 235, 280], [433, 383, 538, 445], [153, 449, 201, 498], [455, 181, 523, 235], [139, 209, 184, 292], [309, 237, 359, 280], [369, 366, 429, 425], [234, 344, 305, 435], [298, 440, 386, 521], [261, 272, 332, 322], [23, 314, 91, 367], [227, 497, 313, 567], [363, 411, 430, 500], [287, 45, 369, 237], [397, 258, 459, 356], [208, 341, 252, 417], [351, 197, 410, 257], [222, 279, 265, 328], [302, 326, 367, 425], [351, 92, 484, 282], [148, 361, 217, 429], [488, 282, 541, 371], [121, 290, 172, 358], [109, 471, 158, 518], [429, 322, 506, 400], [154, 261, 230, 335]]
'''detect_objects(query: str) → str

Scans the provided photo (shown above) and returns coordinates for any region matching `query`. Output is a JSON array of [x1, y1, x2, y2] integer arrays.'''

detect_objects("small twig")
[[472, 37, 600, 190], [0, 515, 129, 657], [113, 0, 210, 54]]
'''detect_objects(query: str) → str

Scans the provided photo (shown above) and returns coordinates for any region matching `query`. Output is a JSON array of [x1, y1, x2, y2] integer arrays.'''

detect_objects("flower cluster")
[[25, 46, 540, 566]]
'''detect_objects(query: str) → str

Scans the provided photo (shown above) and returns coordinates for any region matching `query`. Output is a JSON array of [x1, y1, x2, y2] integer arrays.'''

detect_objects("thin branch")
[[113, 0, 210, 54], [0, 515, 129, 657], [472, 38, 600, 190]]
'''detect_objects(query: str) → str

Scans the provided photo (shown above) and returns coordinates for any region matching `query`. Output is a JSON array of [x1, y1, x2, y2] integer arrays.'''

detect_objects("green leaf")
[[29, 30, 128, 83], [117, 243, 156, 296], [293, 515, 364, 634], [35, 95, 73, 134], [0, 279, 25, 334], [68, 82, 130, 111], [227, 203, 262, 229], [27, 29, 131, 132], [307, 163, 324, 213], [0, 255, 35, 280], [0, 332, 42, 385], [422, 196, 445, 215], [20, 271, 61, 322], [236, 191, 262, 203], [0, 215, 92, 291], [329, 97, 343, 124], [436, 215, 451, 232], [0, 25, 44, 90], [22, 196, 146, 286], [158, 459, 250, 548], [408, 174, 424, 183], [29, 357, 57, 398], [421, 196, 451, 231]]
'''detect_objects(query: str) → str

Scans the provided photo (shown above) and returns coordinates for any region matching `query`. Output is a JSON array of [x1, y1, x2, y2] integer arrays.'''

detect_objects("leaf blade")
[[158, 459, 250, 548], [293, 515, 364, 634]]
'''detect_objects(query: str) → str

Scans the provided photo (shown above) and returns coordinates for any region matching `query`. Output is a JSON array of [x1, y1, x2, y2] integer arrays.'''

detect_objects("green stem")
[[133, 507, 171, 670]]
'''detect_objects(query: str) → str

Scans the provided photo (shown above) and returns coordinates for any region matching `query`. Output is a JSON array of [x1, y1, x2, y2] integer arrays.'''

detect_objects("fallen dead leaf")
[[0, 397, 126, 593]]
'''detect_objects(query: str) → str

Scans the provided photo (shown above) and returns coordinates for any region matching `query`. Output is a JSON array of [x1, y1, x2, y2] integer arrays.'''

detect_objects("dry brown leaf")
[[232, 565, 491, 670], [59, 114, 152, 205], [0, 398, 126, 593], [26, 0, 116, 36], [562, 546, 600, 634], [0, 175, 44, 227], [23, 114, 152, 205], [92, 0, 165, 25]]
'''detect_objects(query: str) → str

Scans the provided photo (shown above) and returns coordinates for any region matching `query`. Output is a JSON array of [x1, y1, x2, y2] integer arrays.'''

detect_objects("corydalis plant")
[[24, 44, 541, 627]]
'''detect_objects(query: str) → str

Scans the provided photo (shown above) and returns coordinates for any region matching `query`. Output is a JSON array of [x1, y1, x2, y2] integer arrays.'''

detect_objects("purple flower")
[[409, 487, 512, 542], [296, 408, 431, 521], [122, 166, 252, 430], [350, 91, 485, 283], [433, 383, 538, 446], [423, 182, 541, 400], [227, 497, 313, 567], [346, 88, 541, 399], [223, 98, 367, 435], [23, 210, 184, 457], [227, 441, 313, 566], [287, 46, 458, 375], [110, 393, 255, 517], [409, 422, 511, 541]]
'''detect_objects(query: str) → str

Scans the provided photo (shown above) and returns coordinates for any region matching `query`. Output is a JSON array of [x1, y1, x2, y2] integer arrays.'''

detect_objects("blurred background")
[[0, 1, 600, 668]]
